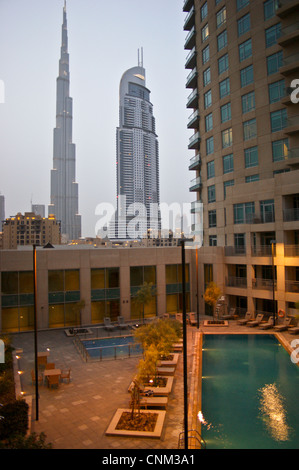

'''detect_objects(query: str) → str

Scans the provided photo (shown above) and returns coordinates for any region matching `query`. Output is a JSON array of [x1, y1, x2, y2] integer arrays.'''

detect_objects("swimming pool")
[[80, 336, 142, 361], [201, 334, 299, 449]]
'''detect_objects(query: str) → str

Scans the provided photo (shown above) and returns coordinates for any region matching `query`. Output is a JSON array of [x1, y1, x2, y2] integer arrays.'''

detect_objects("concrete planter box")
[[128, 376, 174, 396], [106, 408, 166, 438]]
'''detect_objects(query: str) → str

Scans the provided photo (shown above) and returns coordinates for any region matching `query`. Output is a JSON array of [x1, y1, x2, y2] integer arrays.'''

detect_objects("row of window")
[[206, 138, 289, 181], [205, 108, 287, 160]]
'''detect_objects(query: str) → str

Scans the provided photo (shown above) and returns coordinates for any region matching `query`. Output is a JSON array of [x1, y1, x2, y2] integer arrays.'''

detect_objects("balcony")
[[283, 207, 299, 221], [188, 131, 201, 150], [186, 88, 198, 108], [191, 201, 202, 214], [285, 147, 299, 166], [189, 154, 201, 171], [189, 176, 202, 192], [251, 245, 276, 257], [224, 246, 246, 256], [185, 26, 196, 50], [184, 6, 195, 31], [186, 68, 198, 89], [226, 276, 247, 288], [280, 53, 299, 76], [191, 223, 203, 235], [185, 47, 197, 70], [284, 245, 299, 257], [285, 280, 299, 293], [183, 0, 194, 13], [252, 278, 277, 290], [284, 116, 299, 135], [277, 0, 299, 18], [278, 22, 299, 47], [187, 109, 200, 129]]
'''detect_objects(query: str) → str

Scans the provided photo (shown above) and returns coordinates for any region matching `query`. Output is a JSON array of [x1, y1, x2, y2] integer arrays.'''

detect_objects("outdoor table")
[[43, 368, 61, 386]]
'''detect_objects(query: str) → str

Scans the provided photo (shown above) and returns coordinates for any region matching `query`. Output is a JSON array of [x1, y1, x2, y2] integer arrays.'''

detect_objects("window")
[[217, 29, 227, 51], [243, 118, 257, 140], [208, 185, 216, 203], [268, 79, 285, 103], [265, 23, 281, 48], [223, 153, 234, 173], [264, 0, 279, 20], [260, 199, 275, 223], [237, 0, 249, 11], [205, 112, 213, 131], [216, 6, 226, 28], [218, 53, 229, 74], [272, 138, 288, 162], [270, 109, 287, 132], [206, 136, 214, 155], [224, 180, 234, 199], [234, 233, 246, 253], [246, 174, 259, 182], [207, 160, 215, 179], [208, 209, 217, 227], [201, 2, 208, 21], [204, 89, 212, 108], [238, 13, 251, 36], [242, 91, 255, 113], [239, 38, 252, 61], [234, 202, 255, 224], [202, 44, 210, 64], [240, 64, 254, 87], [209, 235, 217, 246], [203, 67, 211, 86], [221, 102, 231, 122], [222, 128, 233, 148], [202, 23, 209, 42], [267, 51, 283, 75], [245, 146, 258, 167], [219, 78, 230, 98]]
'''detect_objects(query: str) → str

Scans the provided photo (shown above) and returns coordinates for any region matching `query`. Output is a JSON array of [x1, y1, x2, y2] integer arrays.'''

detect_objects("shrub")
[[0, 399, 29, 440]]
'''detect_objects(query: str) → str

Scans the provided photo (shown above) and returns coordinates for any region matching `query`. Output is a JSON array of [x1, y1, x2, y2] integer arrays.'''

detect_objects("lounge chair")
[[47, 374, 60, 390], [274, 317, 293, 332], [189, 312, 197, 326], [248, 313, 264, 327], [139, 396, 168, 409], [45, 362, 55, 370], [117, 316, 129, 329], [104, 317, 115, 331], [288, 323, 299, 335], [220, 308, 236, 320], [237, 312, 254, 325], [175, 313, 183, 323], [259, 316, 274, 330]]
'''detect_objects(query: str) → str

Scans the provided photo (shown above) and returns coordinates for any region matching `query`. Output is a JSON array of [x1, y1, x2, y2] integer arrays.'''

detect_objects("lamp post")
[[271, 240, 276, 327], [180, 237, 193, 450], [33, 244, 39, 421]]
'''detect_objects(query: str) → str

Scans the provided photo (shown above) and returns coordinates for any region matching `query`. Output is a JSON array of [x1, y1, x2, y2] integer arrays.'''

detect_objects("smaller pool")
[[80, 336, 142, 361]]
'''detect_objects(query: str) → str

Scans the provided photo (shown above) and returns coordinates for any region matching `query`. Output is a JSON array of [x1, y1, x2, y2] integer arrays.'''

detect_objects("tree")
[[204, 282, 222, 318], [134, 319, 181, 361], [133, 282, 156, 323]]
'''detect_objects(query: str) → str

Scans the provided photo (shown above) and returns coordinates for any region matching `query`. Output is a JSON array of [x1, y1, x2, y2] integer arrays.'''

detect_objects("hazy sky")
[[0, 0, 192, 237]]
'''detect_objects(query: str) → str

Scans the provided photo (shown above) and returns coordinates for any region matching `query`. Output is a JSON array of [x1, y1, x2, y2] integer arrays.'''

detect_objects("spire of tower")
[[138, 47, 144, 67]]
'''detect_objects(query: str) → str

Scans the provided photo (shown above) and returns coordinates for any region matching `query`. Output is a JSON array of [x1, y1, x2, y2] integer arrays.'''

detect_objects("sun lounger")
[[273, 317, 293, 332], [248, 313, 264, 327], [189, 312, 197, 326], [117, 316, 129, 329], [259, 316, 274, 330], [220, 308, 236, 320], [288, 325, 299, 335], [104, 317, 115, 331], [237, 311, 254, 325]]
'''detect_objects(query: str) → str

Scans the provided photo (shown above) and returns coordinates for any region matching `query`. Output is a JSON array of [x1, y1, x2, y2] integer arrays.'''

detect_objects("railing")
[[252, 278, 277, 290], [178, 429, 206, 449], [284, 245, 299, 257], [285, 280, 299, 293], [251, 245, 275, 257], [283, 207, 299, 222], [224, 246, 246, 256], [226, 276, 247, 288], [190, 176, 202, 191], [189, 132, 201, 147]]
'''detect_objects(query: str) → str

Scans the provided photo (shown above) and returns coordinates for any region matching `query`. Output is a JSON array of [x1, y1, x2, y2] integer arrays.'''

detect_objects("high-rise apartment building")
[[2, 212, 60, 249], [113, 55, 160, 239], [48, 2, 81, 242], [0, 195, 5, 232], [184, 0, 299, 316]]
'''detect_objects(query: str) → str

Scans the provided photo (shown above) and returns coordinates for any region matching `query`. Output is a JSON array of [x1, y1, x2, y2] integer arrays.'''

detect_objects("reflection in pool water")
[[258, 383, 291, 442]]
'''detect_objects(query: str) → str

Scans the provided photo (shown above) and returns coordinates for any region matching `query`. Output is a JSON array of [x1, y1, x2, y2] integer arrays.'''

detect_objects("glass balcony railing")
[[188, 132, 201, 149], [189, 177, 202, 192], [189, 154, 201, 170]]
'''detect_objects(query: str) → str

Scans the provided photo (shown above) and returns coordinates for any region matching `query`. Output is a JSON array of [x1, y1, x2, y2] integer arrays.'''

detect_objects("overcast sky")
[[0, 0, 192, 237]]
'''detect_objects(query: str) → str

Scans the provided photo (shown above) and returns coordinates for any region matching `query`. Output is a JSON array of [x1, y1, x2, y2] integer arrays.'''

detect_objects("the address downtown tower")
[[114, 57, 160, 239], [49, 3, 81, 241]]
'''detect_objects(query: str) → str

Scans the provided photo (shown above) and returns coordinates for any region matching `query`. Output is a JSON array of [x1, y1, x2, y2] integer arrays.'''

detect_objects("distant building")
[[0, 195, 5, 232], [48, 3, 81, 241], [2, 212, 61, 249], [31, 204, 45, 218]]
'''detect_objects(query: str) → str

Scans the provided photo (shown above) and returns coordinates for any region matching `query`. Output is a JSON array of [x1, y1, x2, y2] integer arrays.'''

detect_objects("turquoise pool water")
[[201, 335, 299, 449], [81, 336, 142, 360]]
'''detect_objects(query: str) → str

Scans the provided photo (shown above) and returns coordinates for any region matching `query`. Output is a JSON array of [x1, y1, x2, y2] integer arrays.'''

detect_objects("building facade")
[[113, 57, 161, 239], [48, 3, 81, 241], [2, 212, 61, 249], [184, 0, 299, 315]]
